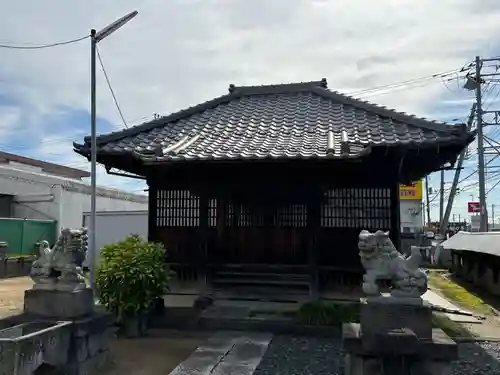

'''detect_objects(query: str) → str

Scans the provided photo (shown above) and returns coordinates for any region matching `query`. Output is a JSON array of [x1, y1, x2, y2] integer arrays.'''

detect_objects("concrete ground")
[[105, 334, 202, 375], [422, 289, 481, 323], [0, 276, 32, 317], [423, 287, 500, 340]]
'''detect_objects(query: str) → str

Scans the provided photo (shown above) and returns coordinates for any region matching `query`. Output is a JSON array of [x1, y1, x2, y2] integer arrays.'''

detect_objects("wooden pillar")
[[198, 193, 211, 296], [215, 198, 227, 265], [147, 180, 166, 314], [390, 183, 401, 251], [147, 183, 157, 243], [307, 193, 320, 300]]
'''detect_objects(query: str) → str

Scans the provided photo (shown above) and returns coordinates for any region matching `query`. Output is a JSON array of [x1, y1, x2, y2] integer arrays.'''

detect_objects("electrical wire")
[[347, 68, 465, 97], [357, 76, 467, 99], [0, 35, 89, 50], [487, 179, 500, 195], [96, 46, 128, 129]]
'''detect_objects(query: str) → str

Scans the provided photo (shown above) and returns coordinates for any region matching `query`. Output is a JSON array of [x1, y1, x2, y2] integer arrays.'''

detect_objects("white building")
[[0, 151, 148, 233]]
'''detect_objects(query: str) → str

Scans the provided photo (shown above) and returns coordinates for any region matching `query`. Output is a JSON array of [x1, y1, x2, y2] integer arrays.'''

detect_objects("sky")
[[1, 0, 500, 223]]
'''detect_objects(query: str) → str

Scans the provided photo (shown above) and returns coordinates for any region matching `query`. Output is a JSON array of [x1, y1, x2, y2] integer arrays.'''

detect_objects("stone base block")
[[342, 323, 458, 365], [24, 288, 94, 319], [343, 322, 458, 375], [360, 299, 433, 339]]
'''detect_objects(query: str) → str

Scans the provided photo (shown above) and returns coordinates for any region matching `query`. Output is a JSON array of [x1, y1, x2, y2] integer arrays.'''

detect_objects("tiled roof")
[[74, 79, 473, 163]]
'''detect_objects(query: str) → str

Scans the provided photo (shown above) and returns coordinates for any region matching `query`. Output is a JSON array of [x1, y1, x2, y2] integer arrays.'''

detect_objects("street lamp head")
[[95, 10, 138, 43]]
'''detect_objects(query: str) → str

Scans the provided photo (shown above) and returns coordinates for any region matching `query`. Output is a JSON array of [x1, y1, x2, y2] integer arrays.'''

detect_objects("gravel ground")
[[253, 336, 500, 375]]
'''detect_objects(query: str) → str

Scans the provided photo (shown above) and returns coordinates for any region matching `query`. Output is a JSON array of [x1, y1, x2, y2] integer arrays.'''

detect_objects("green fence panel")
[[0, 219, 56, 256]]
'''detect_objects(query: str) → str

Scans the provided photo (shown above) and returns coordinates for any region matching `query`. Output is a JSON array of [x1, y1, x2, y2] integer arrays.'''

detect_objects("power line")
[[0, 35, 89, 50], [348, 68, 465, 97], [96, 46, 128, 129], [487, 179, 500, 195], [358, 76, 467, 99]]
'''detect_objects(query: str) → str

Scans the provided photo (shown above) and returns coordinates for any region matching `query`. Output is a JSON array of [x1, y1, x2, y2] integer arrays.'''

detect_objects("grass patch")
[[294, 301, 360, 326], [250, 301, 360, 326], [432, 313, 476, 339], [428, 271, 495, 315], [5, 253, 35, 259], [250, 301, 476, 340]]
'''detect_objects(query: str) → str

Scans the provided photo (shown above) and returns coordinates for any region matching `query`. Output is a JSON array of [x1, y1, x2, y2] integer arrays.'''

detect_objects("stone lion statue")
[[31, 227, 88, 291], [358, 229, 428, 298]]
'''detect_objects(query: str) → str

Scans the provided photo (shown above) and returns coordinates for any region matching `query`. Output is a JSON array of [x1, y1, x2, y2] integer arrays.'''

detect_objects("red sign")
[[468, 202, 481, 213]]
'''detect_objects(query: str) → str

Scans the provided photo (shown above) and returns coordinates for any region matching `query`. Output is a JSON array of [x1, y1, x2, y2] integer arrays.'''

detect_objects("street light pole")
[[89, 29, 97, 291], [89, 11, 138, 291]]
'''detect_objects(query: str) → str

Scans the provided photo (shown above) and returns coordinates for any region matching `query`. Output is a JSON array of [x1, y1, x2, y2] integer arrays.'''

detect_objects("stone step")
[[212, 277, 309, 287], [215, 271, 309, 280], [168, 331, 272, 375]]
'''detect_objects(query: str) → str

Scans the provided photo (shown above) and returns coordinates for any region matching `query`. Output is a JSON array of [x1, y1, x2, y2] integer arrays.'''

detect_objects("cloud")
[[2, 0, 500, 195], [0, 105, 21, 136]]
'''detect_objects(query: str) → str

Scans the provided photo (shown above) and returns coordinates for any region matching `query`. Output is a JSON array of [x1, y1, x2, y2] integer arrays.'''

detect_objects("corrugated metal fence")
[[0, 218, 56, 256]]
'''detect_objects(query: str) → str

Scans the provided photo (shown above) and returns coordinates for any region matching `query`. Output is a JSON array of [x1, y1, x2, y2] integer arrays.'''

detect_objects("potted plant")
[[95, 234, 173, 337]]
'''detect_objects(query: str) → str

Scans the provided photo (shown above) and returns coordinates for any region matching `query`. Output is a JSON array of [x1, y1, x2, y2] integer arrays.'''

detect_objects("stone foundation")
[[452, 259, 500, 297], [343, 323, 458, 375], [342, 299, 458, 375], [61, 313, 114, 375]]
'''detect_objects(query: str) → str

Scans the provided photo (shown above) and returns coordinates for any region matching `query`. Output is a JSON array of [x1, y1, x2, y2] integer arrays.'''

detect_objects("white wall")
[[82, 211, 148, 265], [400, 199, 423, 232], [0, 164, 148, 233], [60, 189, 147, 230]]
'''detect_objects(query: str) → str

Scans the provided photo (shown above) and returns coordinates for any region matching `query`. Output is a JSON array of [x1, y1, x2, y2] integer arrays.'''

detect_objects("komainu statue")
[[31, 228, 88, 291], [358, 229, 428, 298]]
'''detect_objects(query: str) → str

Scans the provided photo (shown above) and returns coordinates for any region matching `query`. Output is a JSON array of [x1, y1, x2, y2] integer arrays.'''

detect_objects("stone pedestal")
[[342, 298, 458, 375], [24, 288, 94, 319], [360, 298, 433, 339]]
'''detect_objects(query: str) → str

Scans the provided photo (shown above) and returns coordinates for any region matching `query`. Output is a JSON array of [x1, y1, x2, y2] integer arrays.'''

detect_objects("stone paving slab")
[[168, 331, 272, 375], [422, 290, 480, 323]]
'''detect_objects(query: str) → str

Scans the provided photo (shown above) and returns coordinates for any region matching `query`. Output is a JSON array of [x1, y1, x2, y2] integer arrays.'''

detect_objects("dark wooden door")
[[211, 202, 308, 265]]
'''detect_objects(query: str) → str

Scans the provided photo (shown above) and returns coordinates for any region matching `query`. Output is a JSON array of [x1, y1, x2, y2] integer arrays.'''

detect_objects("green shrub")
[[95, 234, 173, 322], [294, 301, 360, 326]]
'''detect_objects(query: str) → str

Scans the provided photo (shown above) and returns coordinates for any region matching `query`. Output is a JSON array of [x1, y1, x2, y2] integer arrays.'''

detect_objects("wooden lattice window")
[[273, 204, 307, 227], [321, 188, 391, 229], [156, 189, 200, 227], [209, 202, 308, 228], [225, 204, 263, 227], [208, 198, 217, 227]]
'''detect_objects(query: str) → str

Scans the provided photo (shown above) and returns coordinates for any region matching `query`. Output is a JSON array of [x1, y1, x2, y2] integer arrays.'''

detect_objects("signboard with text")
[[399, 180, 423, 200], [468, 202, 481, 213]]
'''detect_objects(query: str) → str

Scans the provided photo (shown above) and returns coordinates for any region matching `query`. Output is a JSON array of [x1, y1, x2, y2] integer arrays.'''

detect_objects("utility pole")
[[475, 55, 488, 232], [439, 170, 445, 223], [492, 204, 496, 228], [440, 103, 476, 235], [425, 176, 431, 226]]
